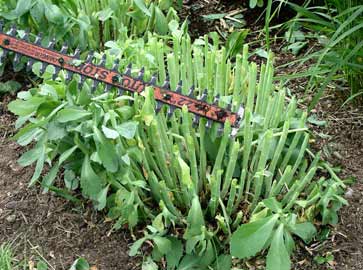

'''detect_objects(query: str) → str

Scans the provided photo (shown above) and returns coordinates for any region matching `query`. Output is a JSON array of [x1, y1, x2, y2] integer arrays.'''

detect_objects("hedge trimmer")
[[0, 24, 244, 134]]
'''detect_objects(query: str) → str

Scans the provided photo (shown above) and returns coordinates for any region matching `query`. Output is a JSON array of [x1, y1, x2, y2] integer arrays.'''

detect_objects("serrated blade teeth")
[[34, 33, 43, 45], [112, 59, 120, 71], [78, 76, 86, 89], [23, 28, 30, 41], [86, 50, 94, 63], [8, 24, 16, 36], [226, 103, 232, 111], [192, 115, 200, 127], [188, 85, 195, 97], [217, 124, 224, 136], [125, 63, 132, 75], [60, 42, 68, 54], [47, 37, 56, 49], [39, 63, 48, 76], [200, 89, 208, 101], [13, 53, 21, 66], [236, 105, 244, 122], [175, 80, 182, 93], [162, 75, 170, 89], [155, 101, 163, 113], [73, 47, 81, 58], [206, 120, 213, 129], [65, 71, 74, 82], [26, 59, 34, 72], [104, 84, 112, 93], [167, 106, 175, 118], [213, 94, 220, 105], [91, 80, 100, 93], [117, 87, 124, 96], [52, 68, 61, 80], [0, 50, 8, 64], [149, 72, 158, 85], [137, 67, 145, 80], [99, 54, 106, 66]]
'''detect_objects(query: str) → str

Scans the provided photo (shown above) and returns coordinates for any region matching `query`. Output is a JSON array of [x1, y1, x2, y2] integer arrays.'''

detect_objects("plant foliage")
[[6, 28, 347, 269]]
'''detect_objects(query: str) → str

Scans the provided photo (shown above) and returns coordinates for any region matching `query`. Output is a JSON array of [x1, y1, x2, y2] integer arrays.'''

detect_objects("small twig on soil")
[[27, 239, 56, 270]]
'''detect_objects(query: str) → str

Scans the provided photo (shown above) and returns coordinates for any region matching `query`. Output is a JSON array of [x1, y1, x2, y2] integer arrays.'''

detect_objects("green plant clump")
[[285, 1, 363, 106], [0, 0, 179, 50], [7, 27, 347, 269]]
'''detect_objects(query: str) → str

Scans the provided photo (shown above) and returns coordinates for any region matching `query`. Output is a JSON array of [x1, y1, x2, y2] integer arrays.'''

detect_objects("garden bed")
[[0, 1, 362, 269]]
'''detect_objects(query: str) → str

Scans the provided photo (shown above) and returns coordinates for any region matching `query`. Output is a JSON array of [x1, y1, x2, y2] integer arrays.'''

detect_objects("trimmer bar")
[[0, 23, 244, 134]]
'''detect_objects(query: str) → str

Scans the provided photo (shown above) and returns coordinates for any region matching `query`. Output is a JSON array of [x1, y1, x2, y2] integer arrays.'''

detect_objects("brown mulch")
[[0, 95, 138, 269]]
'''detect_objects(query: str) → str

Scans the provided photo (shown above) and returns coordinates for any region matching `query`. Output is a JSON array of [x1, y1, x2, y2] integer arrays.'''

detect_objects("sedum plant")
[[7, 28, 347, 270]]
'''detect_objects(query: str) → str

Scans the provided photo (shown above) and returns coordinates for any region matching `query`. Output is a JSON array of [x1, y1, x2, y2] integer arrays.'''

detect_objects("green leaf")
[[226, 30, 249, 58], [47, 186, 81, 204], [95, 185, 109, 211], [18, 147, 43, 167], [70, 258, 89, 270], [230, 215, 278, 259], [184, 196, 205, 239], [250, 0, 258, 8], [255, 48, 269, 59], [81, 155, 104, 200], [154, 6, 168, 35], [201, 13, 227, 20], [178, 156, 192, 190], [8, 96, 45, 116], [59, 146, 78, 165], [102, 125, 119, 139], [262, 197, 282, 213], [29, 144, 46, 187], [93, 127, 119, 172], [129, 237, 147, 256], [307, 115, 327, 127], [166, 238, 183, 270], [36, 261, 48, 270], [0, 80, 21, 94], [153, 236, 171, 255], [64, 170, 79, 190], [142, 257, 158, 270], [266, 224, 291, 270], [116, 121, 138, 139], [177, 255, 200, 270], [57, 108, 91, 123], [134, 0, 151, 16], [45, 4, 65, 25], [41, 164, 60, 192], [96, 8, 114, 21], [214, 254, 232, 270], [291, 222, 317, 243], [47, 121, 66, 141], [0, 0, 32, 20]]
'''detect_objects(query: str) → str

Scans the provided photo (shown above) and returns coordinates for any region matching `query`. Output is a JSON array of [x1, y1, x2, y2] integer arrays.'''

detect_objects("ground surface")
[[0, 96, 137, 269], [1, 1, 362, 270]]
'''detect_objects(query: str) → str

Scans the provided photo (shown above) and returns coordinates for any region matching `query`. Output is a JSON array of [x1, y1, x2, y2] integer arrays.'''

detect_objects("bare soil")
[[0, 96, 138, 269]]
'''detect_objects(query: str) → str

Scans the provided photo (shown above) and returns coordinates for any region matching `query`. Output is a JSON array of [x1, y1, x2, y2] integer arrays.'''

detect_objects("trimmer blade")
[[149, 73, 158, 85], [8, 24, 16, 36], [188, 85, 195, 98], [175, 80, 182, 93], [155, 101, 163, 113], [125, 63, 132, 76], [162, 75, 170, 89], [137, 67, 145, 80], [192, 115, 200, 127]]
